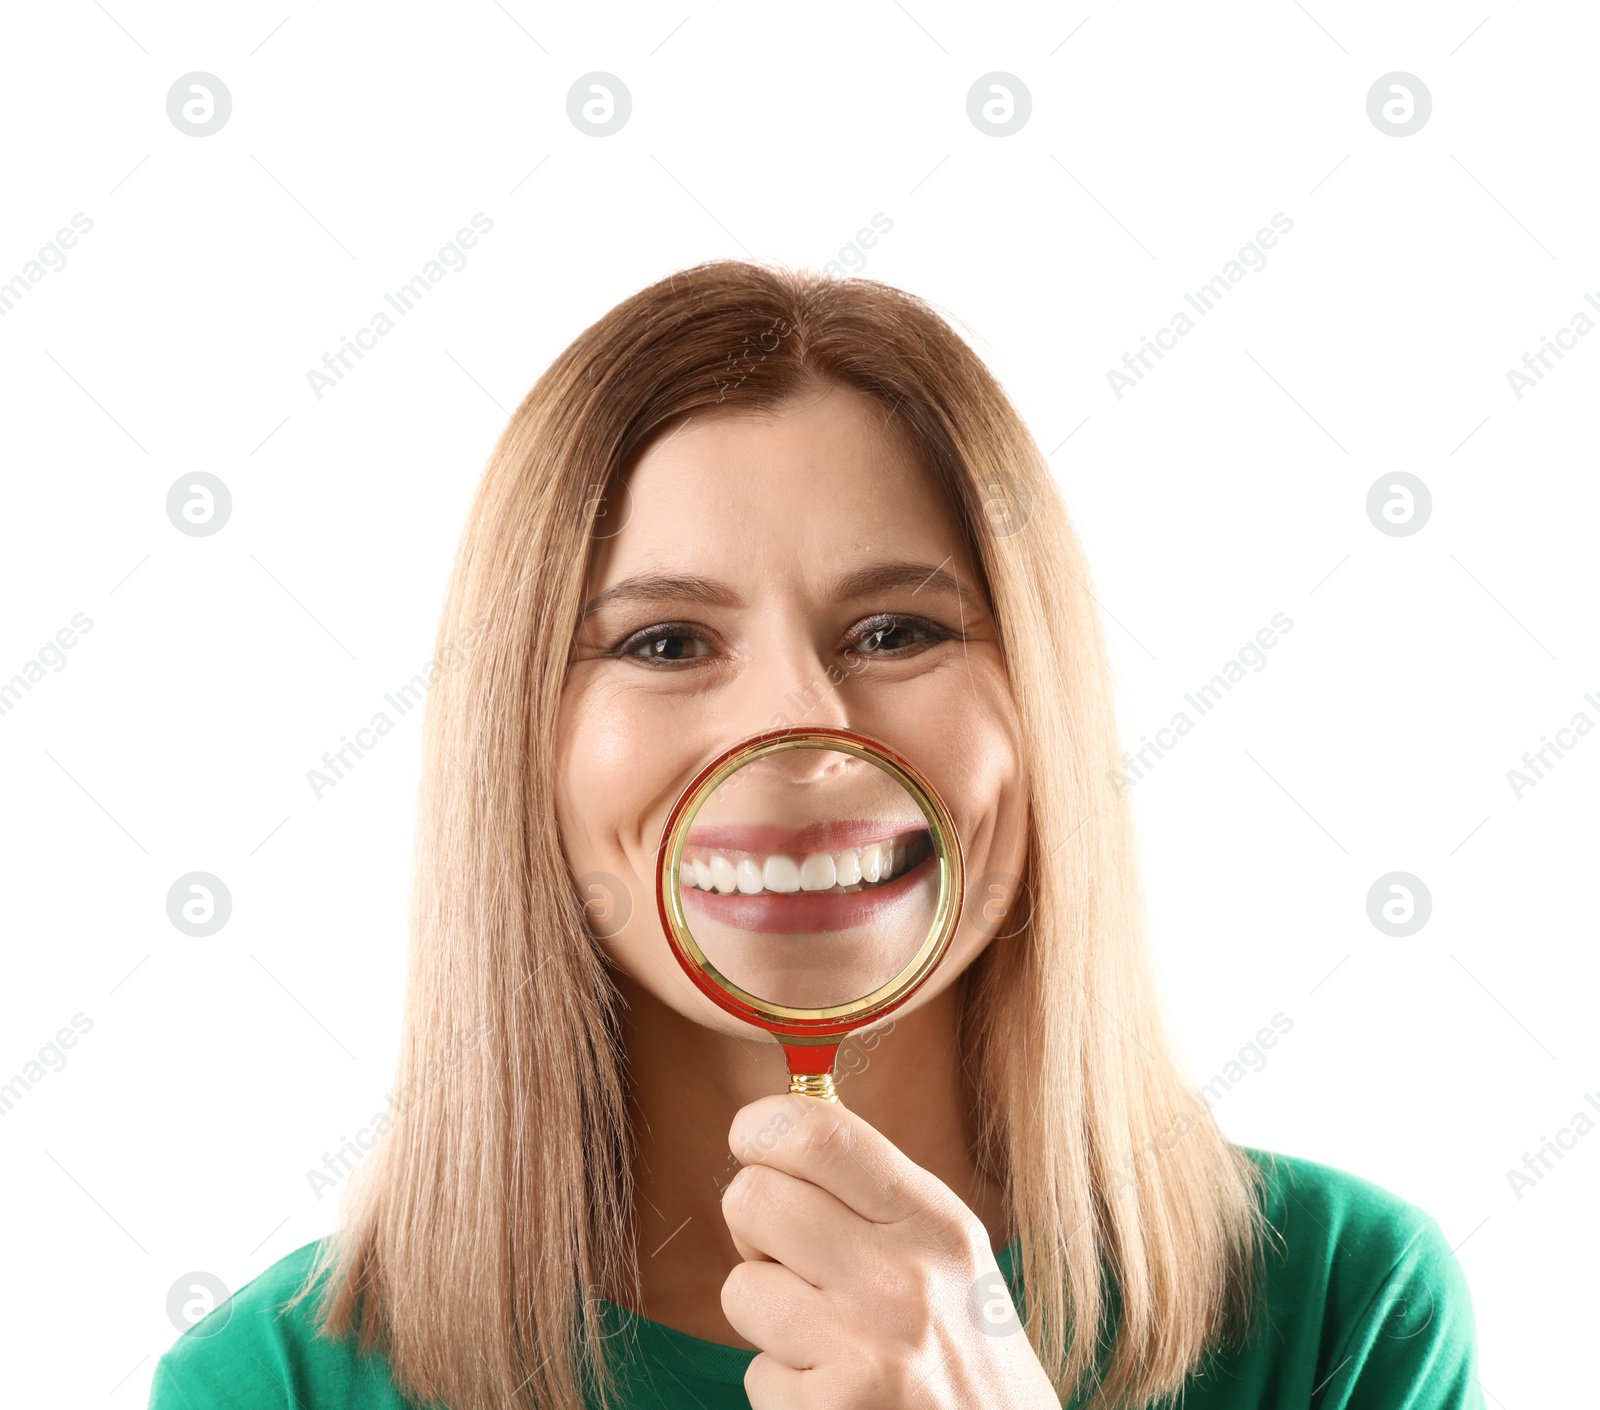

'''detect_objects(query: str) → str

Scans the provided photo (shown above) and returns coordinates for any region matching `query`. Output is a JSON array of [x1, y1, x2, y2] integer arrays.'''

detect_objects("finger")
[[730, 1093, 958, 1232], [721, 1162, 876, 1288], [726, 1225, 771, 1266], [720, 1257, 829, 1370], [743, 1353, 810, 1410]]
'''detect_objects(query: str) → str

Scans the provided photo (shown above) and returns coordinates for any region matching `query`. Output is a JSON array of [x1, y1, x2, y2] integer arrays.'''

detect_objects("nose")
[[732, 617, 855, 735], [749, 744, 862, 787]]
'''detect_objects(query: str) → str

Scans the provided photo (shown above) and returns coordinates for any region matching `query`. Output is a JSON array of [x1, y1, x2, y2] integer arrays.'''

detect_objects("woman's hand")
[[720, 1093, 1062, 1409]]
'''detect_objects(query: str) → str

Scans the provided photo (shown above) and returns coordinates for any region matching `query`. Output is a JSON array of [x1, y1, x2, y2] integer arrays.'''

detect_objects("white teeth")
[[709, 854, 739, 894], [799, 853, 835, 891], [860, 842, 884, 884], [681, 836, 924, 896], [762, 855, 802, 893]]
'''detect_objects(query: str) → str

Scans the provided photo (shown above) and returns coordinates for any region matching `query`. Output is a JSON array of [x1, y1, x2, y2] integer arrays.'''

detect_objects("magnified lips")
[[685, 818, 924, 856]]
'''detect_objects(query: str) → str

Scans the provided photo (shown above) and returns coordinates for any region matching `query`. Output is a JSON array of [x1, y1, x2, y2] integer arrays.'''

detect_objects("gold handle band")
[[787, 1071, 839, 1103]]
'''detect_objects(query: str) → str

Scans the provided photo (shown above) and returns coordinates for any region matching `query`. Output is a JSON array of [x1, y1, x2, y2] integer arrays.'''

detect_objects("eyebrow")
[[580, 559, 975, 618]]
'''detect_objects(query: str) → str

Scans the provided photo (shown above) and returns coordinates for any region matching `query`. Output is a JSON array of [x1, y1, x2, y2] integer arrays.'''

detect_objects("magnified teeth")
[[762, 855, 802, 893], [680, 833, 930, 896], [799, 853, 835, 891], [710, 854, 739, 895], [860, 842, 884, 884]]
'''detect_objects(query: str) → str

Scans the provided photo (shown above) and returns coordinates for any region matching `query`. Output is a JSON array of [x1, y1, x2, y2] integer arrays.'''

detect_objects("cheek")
[[895, 658, 1030, 978], [553, 679, 684, 939], [557, 670, 739, 864], [917, 659, 1027, 870], [554, 686, 632, 871], [554, 678, 756, 1031]]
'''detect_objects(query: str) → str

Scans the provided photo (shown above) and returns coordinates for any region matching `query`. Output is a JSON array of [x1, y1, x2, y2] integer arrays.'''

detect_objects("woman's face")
[[556, 382, 1029, 1037]]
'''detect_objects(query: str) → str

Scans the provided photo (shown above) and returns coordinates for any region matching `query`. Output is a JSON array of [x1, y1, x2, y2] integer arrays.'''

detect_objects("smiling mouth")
[[678, 826, 933, 897]]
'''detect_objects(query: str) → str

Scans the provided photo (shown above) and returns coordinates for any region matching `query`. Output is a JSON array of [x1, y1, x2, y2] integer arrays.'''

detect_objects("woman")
[[150, 261, 1483, 1409]]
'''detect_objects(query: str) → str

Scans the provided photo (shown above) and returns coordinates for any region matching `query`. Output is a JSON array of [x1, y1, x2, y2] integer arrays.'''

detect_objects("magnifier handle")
[[781, 1041, 841, 1104]]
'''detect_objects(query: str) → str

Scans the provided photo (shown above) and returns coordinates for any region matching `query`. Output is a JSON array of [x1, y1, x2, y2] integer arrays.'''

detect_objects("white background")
[[1, 1, 1594, 1404]]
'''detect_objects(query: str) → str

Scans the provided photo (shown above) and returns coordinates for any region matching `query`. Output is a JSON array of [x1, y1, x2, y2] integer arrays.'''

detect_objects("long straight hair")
[[293, 260, 1265, 1409]]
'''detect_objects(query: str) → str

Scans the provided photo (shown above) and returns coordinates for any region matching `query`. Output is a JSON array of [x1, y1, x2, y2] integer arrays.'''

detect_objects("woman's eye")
[[853, 615, 949, 655], [617, 626, 715, 666]]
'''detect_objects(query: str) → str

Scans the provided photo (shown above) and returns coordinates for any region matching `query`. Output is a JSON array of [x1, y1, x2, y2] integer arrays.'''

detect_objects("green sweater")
[[148, 1147, 1484, 1409]]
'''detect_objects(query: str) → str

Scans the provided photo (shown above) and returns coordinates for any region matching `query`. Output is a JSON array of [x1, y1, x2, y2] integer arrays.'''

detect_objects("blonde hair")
[[292, 260, 1265, 1409]]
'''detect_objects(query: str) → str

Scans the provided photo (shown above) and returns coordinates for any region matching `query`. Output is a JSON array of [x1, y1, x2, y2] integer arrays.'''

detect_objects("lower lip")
[[680, 848, 937, 934]]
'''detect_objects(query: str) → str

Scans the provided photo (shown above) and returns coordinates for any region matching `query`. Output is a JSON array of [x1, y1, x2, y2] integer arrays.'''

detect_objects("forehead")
[[589, 385, 971, 592]]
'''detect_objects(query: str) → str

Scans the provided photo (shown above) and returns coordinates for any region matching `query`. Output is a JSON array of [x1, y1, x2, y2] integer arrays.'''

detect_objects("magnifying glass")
[[655, 726, 964, 1104]]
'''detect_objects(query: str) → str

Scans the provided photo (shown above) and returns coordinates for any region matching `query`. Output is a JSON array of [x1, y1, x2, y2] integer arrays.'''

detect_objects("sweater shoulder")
[[1240, 1145, 1443, 1263], [148, 1239, 410, 1409], [1209, 1147, 1482, 1406]]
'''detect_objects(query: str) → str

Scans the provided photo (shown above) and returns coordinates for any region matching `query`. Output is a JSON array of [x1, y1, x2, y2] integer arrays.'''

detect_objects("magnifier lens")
[[676, 744, 940, 1010], [657, 728, 963, 1102]]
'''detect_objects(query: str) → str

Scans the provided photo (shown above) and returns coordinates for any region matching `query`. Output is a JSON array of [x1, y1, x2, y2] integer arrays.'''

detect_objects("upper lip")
[[684, 818, 927, 856]]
